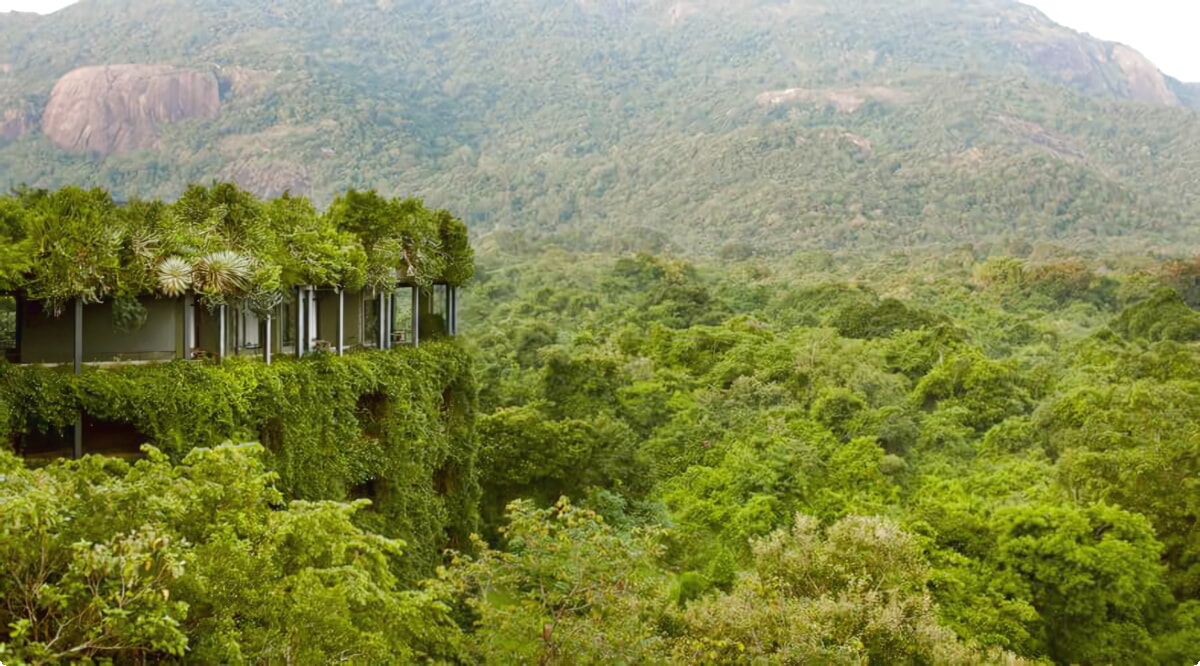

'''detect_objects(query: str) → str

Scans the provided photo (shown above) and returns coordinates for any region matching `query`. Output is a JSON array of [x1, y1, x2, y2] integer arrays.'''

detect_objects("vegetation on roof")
[[0, 183, 474, 315]]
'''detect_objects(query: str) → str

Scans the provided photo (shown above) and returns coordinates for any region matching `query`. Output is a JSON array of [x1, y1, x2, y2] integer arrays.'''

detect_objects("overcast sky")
[[1, 0, 1198, 81], [1028, 0, 1200, 81]]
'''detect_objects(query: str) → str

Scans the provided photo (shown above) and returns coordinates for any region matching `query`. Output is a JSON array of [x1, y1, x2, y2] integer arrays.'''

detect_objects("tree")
[[437, 498, 670, 664], [913, 349, 1032, 432], [0, 444, 461, 664], [673, 514, 1015, 664], [1112, 288, 1200, 342], [991, 503, 1171, 664]]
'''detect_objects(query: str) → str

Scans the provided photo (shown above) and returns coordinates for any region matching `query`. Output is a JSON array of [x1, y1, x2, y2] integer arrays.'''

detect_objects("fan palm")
[[193, 251, 253, 294], [156, 256, 193, 297]]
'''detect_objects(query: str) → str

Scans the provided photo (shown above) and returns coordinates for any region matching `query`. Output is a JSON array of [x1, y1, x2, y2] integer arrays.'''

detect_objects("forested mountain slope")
[[1, 0, 1199, 253]]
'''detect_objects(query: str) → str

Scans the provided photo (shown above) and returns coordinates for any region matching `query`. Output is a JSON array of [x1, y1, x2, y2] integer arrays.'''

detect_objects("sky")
[[0, 0, 75, 14], [1026, 0, 1200, 81], [0, 0, 1198, 81]]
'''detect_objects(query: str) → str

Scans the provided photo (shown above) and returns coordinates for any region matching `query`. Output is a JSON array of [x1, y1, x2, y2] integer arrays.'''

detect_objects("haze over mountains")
[[1, 0, 1199, 254]]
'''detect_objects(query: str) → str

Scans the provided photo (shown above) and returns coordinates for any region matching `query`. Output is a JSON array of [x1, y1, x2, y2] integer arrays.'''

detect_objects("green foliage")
[[0, 342, 478, 580], [8, 235, 1200, 662], [0, 185, 473, 314], [674, 514, 1007, 664], [1036, 377, 1200, 597], [1113, 287, 1200, 342], [913, 349, 1033, 432], [0, 444, 461, 664], [831, 297, 947, 339], [992, 503, 1171, 664], [477, 403, 641, 528], [810, 386, 868, 440], [461, 247, 1200, 663], [437, 498, 670, 664], [10, 0, 1200, 255]]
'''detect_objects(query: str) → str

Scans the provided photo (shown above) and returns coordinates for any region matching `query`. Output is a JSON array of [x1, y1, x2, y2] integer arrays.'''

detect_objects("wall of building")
[[195, 304, 221, 359], [343, 291, 364, 348], [22, 297, 181, 364], [315, 290, 341, 347]]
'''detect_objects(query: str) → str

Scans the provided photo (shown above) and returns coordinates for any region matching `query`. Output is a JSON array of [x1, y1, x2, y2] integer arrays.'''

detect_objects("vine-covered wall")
[[0, 341, 477, 580]]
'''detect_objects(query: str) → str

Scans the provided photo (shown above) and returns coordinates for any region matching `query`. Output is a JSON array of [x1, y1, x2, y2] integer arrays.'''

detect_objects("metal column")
[[73, 299, 83, 375], [13, 294, 24, 362], [377, 292, 386, 349], [412, 287, 420, 348], [218, 304, 227, 362], [337, 289, 345, 356], [183, 295, 195, 358], [308, 287, 318, 350], [264, 315, 272, 365], [297, 287, 307, 357], [384, 290, 394, 349], [73, 299, 83, 459]]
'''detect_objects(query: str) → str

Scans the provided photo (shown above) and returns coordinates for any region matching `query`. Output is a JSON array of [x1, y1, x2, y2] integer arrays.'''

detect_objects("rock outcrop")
[[218, 157, 312, 200], [0, 109, 30, 141], [41, 64, 220, 156], [1110, 44, 1179, 107], [1018, 38, 1180, 107], [756, 87, 912, 113]]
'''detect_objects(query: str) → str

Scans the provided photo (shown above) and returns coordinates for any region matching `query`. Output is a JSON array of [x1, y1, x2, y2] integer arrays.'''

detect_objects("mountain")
[[1, 0, 1199, 254]]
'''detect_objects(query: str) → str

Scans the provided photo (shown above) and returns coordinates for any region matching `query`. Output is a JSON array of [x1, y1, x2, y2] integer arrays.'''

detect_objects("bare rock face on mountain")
[[218, 157, 312, 199], [41, 65, 220, 156], [0, 109, 30, 141], [756, 87, 912, 113], [1019, 38, 1180, 107], [1110, 44, 1179, 106]]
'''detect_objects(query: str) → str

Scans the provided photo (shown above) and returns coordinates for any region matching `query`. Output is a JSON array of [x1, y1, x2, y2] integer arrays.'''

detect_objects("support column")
[[412, 287, 420, 348], [376, 293, 385, 349], [14, 294, 24, 362], [297, 287, 307, 357], [74, 298, 83, 459], [183, 295, 196, 359], [264, 315, 272, 365], [448, 286, 458, 336], [355, 292, 363, 348], [337, 288, 345, 356], [308, 287, 318, 350], [73, 299, 83, 375], [384, 290, 393, 349], [218, 304, 227, 362]]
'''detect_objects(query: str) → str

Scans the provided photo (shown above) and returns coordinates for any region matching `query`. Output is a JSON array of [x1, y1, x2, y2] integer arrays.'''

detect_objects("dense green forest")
[[3, 0, 1200, 662], [6, 226, 1200, 662], [451, 245, 1200, 663]]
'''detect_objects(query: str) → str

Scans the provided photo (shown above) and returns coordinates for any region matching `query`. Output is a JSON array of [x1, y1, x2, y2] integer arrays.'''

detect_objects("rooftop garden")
[[0, 183, 474, 319]]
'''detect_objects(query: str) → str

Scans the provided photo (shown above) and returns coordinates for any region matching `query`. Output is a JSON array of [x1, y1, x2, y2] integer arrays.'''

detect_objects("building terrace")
[[0, 183, 471, 365], [1, 279, 459, 367], [0, 183, 473, 460]]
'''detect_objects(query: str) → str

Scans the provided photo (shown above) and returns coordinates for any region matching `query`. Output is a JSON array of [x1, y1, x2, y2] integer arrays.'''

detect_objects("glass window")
[[241, 308, 261, 350], [393, 286, 415, 344], [419, 285, 450, 340], [363, 293, 382, 348], [0, 295, 16, 362], [281, 294, 297, 350], [81, 413, 148, 460], [16, 425, 74, 465]]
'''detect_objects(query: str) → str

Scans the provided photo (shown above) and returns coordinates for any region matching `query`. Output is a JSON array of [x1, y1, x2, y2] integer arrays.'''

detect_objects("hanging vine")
[[0, 341, 478, 581]]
